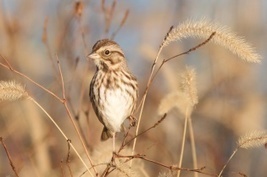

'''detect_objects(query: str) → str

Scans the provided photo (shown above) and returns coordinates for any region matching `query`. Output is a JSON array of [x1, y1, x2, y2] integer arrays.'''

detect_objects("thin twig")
[[115, 153, 216, 176], [137, 113, 167, 141], [122, 114, 167, 149], [60, 160, 66, 177], [0, 53, 97, 176], [217, 148, 239, 177], [0, 137, 20, 177], [0, 54, 62, 102], [166, 32, 216, 63], [118, 125, 132, 152], [74, 4, 91, 130], [99, 158, 116, 177], [42, 17, 59, 77], [131, 30, 216, 167], [111, 9, 129, 40], [28, 97, 93, 176], [131, 26, 173, 163], [64, 102, 98, 176], [152, 32, 216, 84], [217, 132, 265, 177], [66, 139, 74, 177], [56, 56, 98, 176], [56, 56, 66, 100]]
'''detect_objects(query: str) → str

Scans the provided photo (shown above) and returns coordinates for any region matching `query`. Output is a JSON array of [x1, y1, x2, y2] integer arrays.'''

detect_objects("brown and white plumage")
[[88, 39, 138, 142]]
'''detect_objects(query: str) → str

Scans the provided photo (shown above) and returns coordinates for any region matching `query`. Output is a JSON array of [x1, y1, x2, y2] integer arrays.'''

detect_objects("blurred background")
[[0, 0, 266, 177]]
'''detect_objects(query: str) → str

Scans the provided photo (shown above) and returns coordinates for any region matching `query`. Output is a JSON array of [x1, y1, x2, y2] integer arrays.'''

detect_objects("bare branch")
[[152, 32, 216, 84], [0, 137, 20, 177], [66, 139, 74, 177], [111, 9, 130, 39], [0, 54, 62, 102]]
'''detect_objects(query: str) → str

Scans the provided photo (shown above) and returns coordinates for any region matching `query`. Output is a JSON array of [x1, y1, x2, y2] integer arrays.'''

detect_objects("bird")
[[88, 39, 138, 152]]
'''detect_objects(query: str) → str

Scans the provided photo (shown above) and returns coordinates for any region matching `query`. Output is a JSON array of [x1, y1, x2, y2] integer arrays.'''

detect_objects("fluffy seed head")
[[161, 19, 261, 63], [0, 80, 28, 101], [238, 130, 267, 149]]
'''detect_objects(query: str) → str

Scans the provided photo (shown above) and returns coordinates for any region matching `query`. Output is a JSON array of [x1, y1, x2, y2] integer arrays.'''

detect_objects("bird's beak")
[[87, 52, 99, 60]]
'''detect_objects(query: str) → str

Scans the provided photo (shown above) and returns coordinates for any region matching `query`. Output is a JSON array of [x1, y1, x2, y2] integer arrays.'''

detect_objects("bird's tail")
[[101, 127, 113, 141]]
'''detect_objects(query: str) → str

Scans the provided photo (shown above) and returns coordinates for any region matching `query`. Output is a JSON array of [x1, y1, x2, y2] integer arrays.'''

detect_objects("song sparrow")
[[88, 39, 138, 150]]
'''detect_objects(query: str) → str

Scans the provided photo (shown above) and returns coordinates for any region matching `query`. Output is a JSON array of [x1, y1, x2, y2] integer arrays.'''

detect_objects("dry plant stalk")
[[171, 68, 198, 177], [0, 54, 62, 101], [66, 140, 74, 177], [134, 19, 261, 172], [132, 26, 176, 160], [162, 19, 261, 63], [91, 142, 148, 177], [1, 13, 263, 176], [0, 137, 20, 177], [134, 23, 215, 156], [0, 80, 94, 177], [180, 68, 199, 177], [28, 98, 94, 176], [133, 23, 214, 165], [218, 130, 267, 176], [1, 53, 97, 175], [157, 67, 199, 177]]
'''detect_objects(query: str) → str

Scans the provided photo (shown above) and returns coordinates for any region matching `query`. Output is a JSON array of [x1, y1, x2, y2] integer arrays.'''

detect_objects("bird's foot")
[[129, 115, 137, 127]]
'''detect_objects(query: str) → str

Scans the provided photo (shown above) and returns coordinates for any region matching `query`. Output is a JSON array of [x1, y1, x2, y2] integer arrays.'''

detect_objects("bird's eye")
[[104, 49, 111, 56]]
